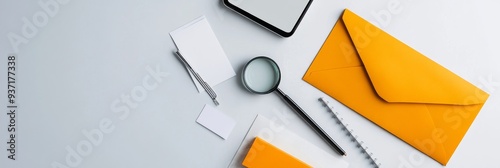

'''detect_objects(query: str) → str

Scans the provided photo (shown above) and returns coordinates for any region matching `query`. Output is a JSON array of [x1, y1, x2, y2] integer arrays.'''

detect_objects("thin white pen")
[[175, 51, 219, 106]]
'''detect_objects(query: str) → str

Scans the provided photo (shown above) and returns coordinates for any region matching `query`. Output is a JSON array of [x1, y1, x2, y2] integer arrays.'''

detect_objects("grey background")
[[1, 0, 499, 167]]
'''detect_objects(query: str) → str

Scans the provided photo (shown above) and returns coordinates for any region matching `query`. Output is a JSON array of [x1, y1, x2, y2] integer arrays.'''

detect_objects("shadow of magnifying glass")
[[241, 56, 346, 156]]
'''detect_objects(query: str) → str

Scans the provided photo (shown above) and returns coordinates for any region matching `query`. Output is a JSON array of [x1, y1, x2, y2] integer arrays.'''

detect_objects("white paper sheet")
[[170, 16, 236, 92], [196, 104, 236, 140], [228, 115, 349, 168]]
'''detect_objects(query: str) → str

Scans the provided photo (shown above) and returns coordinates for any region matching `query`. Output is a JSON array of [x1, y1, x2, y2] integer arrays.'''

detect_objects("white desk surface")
[[1, 0, 499, 167]]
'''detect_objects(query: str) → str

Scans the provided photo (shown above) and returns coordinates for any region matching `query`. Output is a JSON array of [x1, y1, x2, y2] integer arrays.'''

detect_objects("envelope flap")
[[304, 17, 363, 77], [342, 9, 487, 105]]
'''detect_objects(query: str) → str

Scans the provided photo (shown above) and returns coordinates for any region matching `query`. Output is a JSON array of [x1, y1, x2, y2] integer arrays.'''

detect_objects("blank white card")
[[170, 16, 235, 93], [196, 104, 236, 140]]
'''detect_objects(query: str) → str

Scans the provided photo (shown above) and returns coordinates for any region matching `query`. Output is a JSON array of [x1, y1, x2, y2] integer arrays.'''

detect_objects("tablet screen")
[[226, 0, 311, 36]]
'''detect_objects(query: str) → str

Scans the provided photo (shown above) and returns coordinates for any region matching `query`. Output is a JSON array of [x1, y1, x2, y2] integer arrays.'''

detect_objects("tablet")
[[223, 0, 313, 37]]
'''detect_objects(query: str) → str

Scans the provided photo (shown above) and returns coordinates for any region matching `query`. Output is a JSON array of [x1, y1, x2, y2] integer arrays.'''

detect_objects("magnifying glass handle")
[[276, 88, 346, 156]]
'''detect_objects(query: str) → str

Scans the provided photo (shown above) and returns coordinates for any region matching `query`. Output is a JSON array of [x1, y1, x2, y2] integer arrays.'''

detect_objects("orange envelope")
[[303, 9, 489, 165]]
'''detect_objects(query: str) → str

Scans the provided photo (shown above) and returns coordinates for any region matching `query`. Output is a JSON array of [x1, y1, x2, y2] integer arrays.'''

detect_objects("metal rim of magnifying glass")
[[241, 56, 281, 94]]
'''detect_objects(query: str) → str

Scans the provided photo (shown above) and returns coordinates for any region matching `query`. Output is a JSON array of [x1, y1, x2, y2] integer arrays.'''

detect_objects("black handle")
[[276, 88, 346, 156]]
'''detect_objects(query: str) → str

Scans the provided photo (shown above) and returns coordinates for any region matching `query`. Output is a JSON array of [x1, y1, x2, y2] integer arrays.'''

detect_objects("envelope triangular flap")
[[341, 9, 484, 105]]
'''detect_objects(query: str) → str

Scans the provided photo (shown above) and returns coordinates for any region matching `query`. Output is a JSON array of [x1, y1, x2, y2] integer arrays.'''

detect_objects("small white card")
[[170, 16, 236, 93], [196, 104, 236, 140]]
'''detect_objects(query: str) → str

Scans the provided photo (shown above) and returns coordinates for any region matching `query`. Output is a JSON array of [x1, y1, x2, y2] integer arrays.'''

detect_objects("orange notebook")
[[242, 137, 311, 168]]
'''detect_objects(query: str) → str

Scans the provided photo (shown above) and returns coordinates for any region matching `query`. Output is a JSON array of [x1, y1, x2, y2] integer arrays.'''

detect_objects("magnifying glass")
[[242, 56, 346, 156]]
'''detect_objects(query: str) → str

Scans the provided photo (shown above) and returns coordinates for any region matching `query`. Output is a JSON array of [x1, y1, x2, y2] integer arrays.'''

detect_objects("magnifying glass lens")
[[242, 57, 281, 94]]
